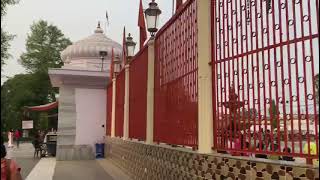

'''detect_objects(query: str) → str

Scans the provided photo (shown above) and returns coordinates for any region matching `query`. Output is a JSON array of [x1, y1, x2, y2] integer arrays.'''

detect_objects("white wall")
[[75, 88, 106, 149]]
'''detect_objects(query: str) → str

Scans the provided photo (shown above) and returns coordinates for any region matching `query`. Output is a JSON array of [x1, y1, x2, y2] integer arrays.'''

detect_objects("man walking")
[[15, 130, 21, 148]]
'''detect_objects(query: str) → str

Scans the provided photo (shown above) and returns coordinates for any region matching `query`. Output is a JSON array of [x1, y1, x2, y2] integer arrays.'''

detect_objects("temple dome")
[[61, 23, 122, 70]]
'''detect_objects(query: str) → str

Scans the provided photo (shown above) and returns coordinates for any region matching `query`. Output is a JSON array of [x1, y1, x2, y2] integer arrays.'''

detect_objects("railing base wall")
[[105, 137, 319, 180]]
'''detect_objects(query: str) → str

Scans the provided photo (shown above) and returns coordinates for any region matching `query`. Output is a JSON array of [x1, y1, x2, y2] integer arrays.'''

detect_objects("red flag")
[[176, 0, 183, 10], [138, 0, 147, 49], [110, 48, 114, 79], [122, 26, 126, 65]]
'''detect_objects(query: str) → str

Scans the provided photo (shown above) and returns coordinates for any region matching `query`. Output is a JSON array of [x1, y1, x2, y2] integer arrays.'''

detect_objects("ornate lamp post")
[[144, 0, 162, 37], [125, 33, 136, 62], [99, 51, 108, 71]]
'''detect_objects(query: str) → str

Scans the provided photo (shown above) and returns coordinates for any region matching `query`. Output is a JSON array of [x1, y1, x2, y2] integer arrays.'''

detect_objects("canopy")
[[25, 101, 58, 111]]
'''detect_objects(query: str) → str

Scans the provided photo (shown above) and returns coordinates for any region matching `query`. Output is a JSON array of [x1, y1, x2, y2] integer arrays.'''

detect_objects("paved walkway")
[[5, 142, 131, 180], [26, 158, 56, 180], [5, 143, 40, 179]]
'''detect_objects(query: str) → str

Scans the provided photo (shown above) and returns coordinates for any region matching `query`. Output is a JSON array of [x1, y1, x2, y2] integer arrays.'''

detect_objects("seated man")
[[280, 147, 295, 161], [32, 134, 47, 158]]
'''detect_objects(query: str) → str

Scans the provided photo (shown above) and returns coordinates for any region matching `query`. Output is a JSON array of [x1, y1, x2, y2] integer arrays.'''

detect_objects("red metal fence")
[[154, 0, 198, 147], [129, 46, 148, 140], [115, 70, 125, 137], [212, 0, 319, 159], [106, 82, 112, 136]]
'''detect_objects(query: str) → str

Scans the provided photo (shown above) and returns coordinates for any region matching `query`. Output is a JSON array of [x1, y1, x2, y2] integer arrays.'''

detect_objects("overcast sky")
[[1, 0, 177, 84]]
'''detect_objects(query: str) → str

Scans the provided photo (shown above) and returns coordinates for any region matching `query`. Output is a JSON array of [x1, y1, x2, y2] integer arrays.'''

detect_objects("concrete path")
[[97, 159, 131, 180], [5, 142, 131, 180], [53, 160, 114, 180], [26, 158, 56, 180], [5, 142, 40, 179]]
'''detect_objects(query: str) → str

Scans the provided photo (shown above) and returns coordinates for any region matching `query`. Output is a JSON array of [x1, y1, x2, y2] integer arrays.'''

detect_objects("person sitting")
[[1, 136, 22, 180], [281, 147, 295, 161], [268, 143, 280, 160], [32, 134, 46, 158], [255, 143, 268, 159]]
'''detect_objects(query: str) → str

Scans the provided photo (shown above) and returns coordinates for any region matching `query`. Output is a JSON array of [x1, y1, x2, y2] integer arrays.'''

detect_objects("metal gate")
[[212, 0, 319, 159]]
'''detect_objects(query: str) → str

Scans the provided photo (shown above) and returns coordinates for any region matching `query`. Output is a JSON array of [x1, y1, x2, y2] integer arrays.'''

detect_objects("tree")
[[269, 99, 280, 129], [19, 20, 71, 73], [1, 73, 57, 130], [39, 112, 49, 130], [1, 0, 18, 70]]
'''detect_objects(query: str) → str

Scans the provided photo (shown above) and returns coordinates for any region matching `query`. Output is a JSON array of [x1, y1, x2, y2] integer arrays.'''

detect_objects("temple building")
[[48, 23, 122, 160]]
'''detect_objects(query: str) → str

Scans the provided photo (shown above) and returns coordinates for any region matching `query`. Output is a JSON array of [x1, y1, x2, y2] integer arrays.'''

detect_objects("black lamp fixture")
[[99, 50, 108, 71], [145, 0, 162, 37], [125, 33, 137, 60]]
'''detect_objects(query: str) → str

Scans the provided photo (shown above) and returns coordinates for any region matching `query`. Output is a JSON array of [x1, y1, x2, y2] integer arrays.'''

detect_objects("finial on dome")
[[94, 21, 104, 34]]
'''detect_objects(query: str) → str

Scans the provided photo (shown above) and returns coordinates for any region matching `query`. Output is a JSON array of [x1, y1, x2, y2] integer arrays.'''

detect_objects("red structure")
[[129, 46, 148, 140], [25, 101, 58, 111], [154, 0, 198, 147], [115, 70, 125, 137], [212, 0, 319, 159], [106, 83, 113, 136]]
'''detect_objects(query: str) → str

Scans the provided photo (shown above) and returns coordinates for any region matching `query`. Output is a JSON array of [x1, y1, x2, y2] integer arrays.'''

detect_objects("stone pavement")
[[6, 142, 40, 179], [5, 142, 131, 180]]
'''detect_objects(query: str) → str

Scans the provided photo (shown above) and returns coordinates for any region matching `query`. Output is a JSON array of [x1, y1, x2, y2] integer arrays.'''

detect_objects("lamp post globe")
[[125, 33, 136, 59], [144, 0, 162, 37]]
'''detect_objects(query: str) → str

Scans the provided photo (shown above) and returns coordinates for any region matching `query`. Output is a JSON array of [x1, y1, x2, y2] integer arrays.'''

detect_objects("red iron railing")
[[106, 82, 112, 136], [154, 0, 198, 147], [212, 0, 319, 159], [129, 46, 148, 140], [115, 70, 125, 137]]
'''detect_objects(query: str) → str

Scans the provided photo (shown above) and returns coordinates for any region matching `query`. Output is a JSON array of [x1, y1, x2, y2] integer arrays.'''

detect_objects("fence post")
[[146, 39, 155, 144], [123, 64, 130, 140], [111, 78, 116, 137], [197, 0, 213, 153]]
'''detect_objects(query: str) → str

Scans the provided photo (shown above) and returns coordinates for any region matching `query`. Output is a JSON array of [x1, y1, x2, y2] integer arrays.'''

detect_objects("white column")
[[111, 78, 116, 137], [197, 0, 214, 154], [123, 64, 130, 140], [146, 39, 155, 144]]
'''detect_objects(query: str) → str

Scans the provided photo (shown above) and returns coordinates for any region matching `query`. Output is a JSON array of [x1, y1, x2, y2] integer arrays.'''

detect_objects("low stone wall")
[[105, 137, 319, 180]]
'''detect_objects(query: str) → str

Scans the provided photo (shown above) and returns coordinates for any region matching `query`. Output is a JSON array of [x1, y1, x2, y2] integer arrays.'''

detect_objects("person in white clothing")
[[7, 130, 14, 148]]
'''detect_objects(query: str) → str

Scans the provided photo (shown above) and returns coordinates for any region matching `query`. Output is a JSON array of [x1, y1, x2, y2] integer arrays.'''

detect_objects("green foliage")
[[1, 0, 16, 18], [1, 20, 69, 131], [1, 0, 18, 70], [39, 112, 48, 130], [1, 73, 57, 131], [19, 20, 72, 73], [1, 28, 15, 68]]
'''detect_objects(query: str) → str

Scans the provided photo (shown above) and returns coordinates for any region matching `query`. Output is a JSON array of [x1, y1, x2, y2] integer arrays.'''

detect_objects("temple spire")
[[94, 21, 104, 34]]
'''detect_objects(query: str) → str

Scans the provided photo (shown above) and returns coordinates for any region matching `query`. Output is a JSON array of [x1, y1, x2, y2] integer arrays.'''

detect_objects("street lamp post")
[[125, 33, 137, 62], [99, 51, 108, 71], [145, 0, 162, 37]]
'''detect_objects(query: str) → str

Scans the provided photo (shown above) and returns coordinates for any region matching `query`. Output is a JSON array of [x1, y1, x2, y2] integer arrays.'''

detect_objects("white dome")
[[61, 23, 122, 64]]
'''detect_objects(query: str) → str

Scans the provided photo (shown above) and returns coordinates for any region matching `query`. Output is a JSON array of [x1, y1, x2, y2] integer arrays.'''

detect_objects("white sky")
[[1, 0, 177, 84]]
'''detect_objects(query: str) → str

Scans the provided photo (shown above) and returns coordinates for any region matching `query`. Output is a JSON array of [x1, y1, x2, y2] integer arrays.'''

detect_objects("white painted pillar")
[[197, 0, 214, 154], [123, 64, 130, 140], [111, 78, 116, 137], [146, 39, 155, 144]]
